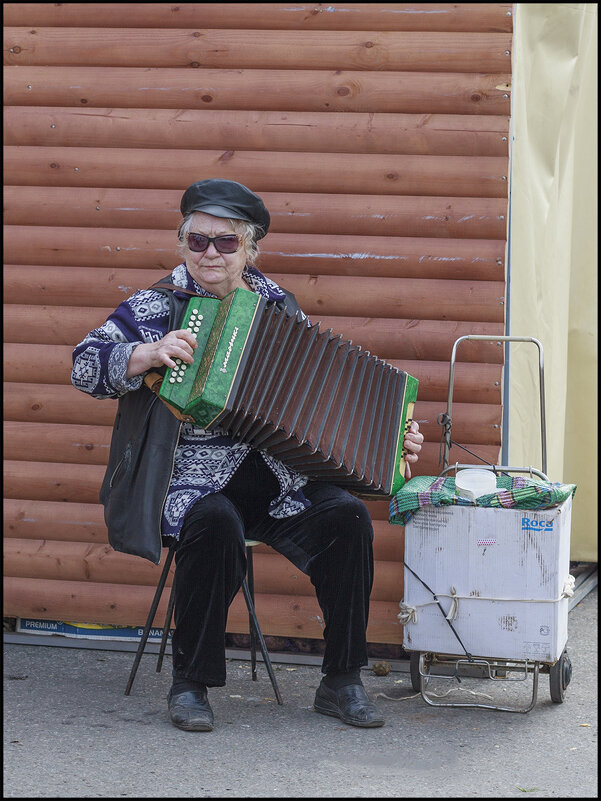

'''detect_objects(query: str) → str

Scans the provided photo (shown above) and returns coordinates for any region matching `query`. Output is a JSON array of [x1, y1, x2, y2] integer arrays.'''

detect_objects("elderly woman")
[[72, 179, 423, 732]]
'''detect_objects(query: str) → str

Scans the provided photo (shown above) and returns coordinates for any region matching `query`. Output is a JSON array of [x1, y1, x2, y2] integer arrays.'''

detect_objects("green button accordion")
[[159, 288, 418, 496]]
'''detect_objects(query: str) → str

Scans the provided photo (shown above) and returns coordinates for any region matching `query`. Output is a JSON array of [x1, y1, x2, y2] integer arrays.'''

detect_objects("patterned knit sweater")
[[71, 263, 310, 539]]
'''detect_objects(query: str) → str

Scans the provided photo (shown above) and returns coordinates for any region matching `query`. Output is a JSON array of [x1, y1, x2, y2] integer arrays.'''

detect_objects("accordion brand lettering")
[[220, 327, 239, 373]]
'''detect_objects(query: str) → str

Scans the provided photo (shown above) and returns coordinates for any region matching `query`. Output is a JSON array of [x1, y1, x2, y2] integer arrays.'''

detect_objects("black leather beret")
[[180, 179, 270, 239]]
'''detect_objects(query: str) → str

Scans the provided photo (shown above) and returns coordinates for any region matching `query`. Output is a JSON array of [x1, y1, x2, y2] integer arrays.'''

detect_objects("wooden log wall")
[[3, 3, 512, 646]]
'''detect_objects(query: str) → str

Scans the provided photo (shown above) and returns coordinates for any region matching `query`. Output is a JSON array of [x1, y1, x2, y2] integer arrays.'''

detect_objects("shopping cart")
[[402, 336, 573, 713]]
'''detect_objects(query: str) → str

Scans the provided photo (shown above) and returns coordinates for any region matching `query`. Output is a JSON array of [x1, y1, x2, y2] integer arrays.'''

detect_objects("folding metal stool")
[[125, 540, 283, 704]]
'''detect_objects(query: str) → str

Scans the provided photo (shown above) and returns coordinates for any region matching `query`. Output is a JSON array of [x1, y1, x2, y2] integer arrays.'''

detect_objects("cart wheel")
[[409, 652, 422, 692], [549, 649, 572, 703]]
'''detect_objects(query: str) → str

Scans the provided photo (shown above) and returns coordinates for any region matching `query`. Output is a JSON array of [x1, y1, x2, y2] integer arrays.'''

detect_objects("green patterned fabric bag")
[[389, 474, 577, 526]]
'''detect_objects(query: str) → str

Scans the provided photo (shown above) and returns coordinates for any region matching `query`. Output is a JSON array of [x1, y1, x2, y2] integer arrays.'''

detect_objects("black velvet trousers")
[[170, 451, 374, 687]]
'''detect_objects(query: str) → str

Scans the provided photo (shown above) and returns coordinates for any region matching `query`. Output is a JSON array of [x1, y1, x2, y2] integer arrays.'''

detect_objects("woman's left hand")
[[403, 420, 424, 481]]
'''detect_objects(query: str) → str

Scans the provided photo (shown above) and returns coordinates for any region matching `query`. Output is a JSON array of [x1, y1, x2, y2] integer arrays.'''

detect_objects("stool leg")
[[157, 578, 175, 674], [241, 579, 283, 705], [125, 547, 174, 696], [247, 546, 257, 681]]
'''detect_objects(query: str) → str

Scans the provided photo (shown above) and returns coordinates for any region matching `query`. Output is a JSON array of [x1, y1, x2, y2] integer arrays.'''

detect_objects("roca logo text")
[[521, 517, 554, 531]]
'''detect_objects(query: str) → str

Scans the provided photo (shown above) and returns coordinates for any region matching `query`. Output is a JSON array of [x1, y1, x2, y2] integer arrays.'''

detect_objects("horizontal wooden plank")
[[2, 4, 514, 33], [271, 274, 505, 322], [3, 438, 503, 506], [390, 359, 503, 403], [3, 107, 510, 156], [2, 259, 506, 311], [2, 576, 403, 642], [4, 307, 505, 361], [3, 499, 404, 563], [4, 422, 113, 466], [4, 537, 164, 585], [2, 419, 498, 468], [4, 276, 505, 329], [3, 385, 501, 445], [4, 305, 115, 347], [4, 342, 502, 404], [4, 304, 505, 355], [4, 382, 118, 426], [1, 226, 174, 269], [3, 146, 509, 198], [4, 499, 109, 544], [3, 186, 509, 241], [3, 344, 76, 385], [4, 460, 107, 504], [3, 66, 512, 115], [2, 392, 501, 468], [3, 537, 404, 601], [4, 28, 513, 72], [3, 233, 507, 282], [4, 263, 504, 316]]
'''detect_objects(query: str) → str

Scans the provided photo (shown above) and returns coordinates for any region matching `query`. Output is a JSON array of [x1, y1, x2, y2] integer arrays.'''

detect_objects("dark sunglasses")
[[187, 232, 241, 254]]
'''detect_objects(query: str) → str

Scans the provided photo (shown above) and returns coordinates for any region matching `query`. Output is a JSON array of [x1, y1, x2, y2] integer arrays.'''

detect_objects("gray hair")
[[177, 213, 261, 266]]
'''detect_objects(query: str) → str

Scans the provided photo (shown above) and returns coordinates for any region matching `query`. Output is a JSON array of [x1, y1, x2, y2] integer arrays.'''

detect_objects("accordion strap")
[[143, 371, 194, 422], [148, 280, 204, 297], [143, 371, 164, 394]]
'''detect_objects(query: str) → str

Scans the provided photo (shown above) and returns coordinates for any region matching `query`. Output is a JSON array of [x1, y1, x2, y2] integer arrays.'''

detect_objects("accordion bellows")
[[159, 289, 418, 496]]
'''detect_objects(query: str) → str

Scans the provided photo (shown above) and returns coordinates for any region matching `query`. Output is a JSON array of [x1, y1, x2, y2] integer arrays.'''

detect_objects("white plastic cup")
[[454, 469, 497, 501]]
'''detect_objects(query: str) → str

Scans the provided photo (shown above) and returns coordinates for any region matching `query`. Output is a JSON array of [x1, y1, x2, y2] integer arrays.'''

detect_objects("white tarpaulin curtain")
[[509, 3, 597, 560]]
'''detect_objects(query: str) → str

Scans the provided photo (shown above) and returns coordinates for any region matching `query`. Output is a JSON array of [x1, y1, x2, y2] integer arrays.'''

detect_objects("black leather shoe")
[[313, 680, 385, 728], [167, 687, 214, 731]]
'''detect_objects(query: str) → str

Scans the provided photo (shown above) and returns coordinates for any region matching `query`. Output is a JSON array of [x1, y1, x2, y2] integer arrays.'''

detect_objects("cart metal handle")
[[443, 336, 546, 475], [440, 464, 549, 482]]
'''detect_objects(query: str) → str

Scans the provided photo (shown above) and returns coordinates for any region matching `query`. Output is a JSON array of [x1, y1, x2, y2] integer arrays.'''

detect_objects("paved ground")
[[3, 587, 597, 798]]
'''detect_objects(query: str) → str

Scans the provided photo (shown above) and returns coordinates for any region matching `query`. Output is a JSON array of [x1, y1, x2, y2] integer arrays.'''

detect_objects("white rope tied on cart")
[[398, 584, 459, 624], [397, 602, 417, 625], [398, 574, 575, 625], [562, 574, 576, 597], [446, 586, 459, 621], [373, 685, 494, 702], [426, 686, 495, 701]]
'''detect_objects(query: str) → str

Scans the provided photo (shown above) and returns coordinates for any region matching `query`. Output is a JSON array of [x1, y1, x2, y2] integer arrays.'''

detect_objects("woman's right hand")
[[126, 329, 198, 378]]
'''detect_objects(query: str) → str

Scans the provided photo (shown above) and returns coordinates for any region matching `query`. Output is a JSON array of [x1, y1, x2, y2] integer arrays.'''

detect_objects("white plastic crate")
[[401, 496, 573, 663]]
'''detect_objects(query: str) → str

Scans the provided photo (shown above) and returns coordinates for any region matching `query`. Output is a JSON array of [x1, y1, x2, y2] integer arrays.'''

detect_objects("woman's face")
[[184, 212, 249, 298]]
